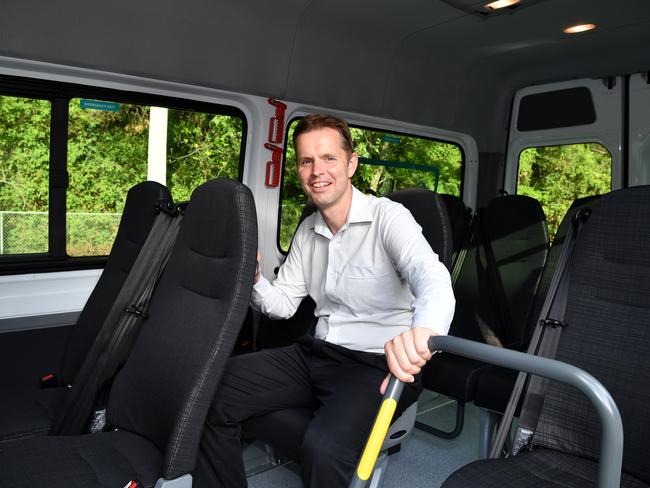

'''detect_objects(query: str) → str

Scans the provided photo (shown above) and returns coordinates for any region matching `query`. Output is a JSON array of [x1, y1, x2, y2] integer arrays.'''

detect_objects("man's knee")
[[300, 424, 360, 484]]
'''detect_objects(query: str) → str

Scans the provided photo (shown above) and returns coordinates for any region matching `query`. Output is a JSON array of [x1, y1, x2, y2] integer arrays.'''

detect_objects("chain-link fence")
[[0, 211, 121, 256]]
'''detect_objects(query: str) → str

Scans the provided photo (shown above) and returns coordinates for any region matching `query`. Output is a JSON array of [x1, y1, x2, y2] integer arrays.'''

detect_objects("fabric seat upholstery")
[[0, 181, 173, 443], [442, 185, 650, 487], [445, 449, 648, 488], [473, 195, 601, 414], [421, 195, 548, 427], [0, 179, 257, 487]]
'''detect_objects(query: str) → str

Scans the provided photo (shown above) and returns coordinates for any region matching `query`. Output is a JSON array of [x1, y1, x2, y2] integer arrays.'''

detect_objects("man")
[[195, 114, 455, 487]]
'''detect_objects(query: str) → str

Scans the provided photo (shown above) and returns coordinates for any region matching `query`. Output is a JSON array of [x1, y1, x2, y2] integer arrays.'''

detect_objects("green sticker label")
[[382, 135, 401, 144], [80, 99, 120, 112]]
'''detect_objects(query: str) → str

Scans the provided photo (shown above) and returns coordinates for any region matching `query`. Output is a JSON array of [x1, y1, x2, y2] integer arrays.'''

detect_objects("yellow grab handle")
[[355, 398, 397, 480]]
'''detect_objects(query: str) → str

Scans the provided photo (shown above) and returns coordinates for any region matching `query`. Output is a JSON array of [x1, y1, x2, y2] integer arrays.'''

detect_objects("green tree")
[[518, 144, 611, 238]]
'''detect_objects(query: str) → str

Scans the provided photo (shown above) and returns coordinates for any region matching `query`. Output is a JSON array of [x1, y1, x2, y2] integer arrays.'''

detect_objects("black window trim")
[[0, 74, 247, 275]]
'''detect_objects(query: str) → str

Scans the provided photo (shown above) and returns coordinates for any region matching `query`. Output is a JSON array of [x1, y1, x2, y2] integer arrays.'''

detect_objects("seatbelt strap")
[[450, 211, 478, 285], [488, 207, 591, 458], [51, 203, 183, 435], [478, 208, 516, 348]]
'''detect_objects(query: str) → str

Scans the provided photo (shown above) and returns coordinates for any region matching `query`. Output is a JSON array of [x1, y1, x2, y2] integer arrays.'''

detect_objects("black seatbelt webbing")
[[488, 207, 591, 459], [52, 205, 183, 435], [478, 209, 516, 348]]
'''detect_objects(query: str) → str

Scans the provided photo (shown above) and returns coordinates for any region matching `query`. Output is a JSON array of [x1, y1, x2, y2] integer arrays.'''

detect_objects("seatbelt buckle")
[[124, 304, 148, 319], [123, 481, 142, 488], [542, 318, 568, 328], [40, 373, 61, 388]]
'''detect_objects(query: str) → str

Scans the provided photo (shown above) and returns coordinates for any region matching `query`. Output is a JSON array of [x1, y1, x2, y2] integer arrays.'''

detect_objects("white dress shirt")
[[251, 187, 455, 354]]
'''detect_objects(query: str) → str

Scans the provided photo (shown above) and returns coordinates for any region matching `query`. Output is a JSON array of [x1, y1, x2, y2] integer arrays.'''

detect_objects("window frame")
[[0, 74, 247, 275], [514, 141, 613, 237], [275, 117, 465, 253]]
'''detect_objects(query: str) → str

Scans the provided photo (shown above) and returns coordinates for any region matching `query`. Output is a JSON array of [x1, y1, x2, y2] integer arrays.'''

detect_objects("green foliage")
[[278, 124, 463, 250], [1, 95, 242, 256], [167, 111, 242, 201], [518, 144, 611, 238], [67, 100, 148, 213], [0, 96, 50, 213]]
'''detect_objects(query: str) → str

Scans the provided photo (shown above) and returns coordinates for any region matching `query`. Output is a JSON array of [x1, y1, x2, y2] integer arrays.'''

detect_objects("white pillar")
[[147, 107, 168, 184]]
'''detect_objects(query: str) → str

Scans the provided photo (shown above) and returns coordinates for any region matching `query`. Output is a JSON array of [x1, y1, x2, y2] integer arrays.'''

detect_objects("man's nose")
[[311, 158, 326, 175]]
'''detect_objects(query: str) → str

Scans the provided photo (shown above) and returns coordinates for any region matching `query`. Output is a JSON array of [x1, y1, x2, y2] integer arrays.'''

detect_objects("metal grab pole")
[[348, 377, 404, 488]]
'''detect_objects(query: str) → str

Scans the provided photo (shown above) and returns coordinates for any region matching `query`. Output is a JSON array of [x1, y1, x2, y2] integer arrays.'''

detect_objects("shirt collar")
[[312, 186, 374, 238]]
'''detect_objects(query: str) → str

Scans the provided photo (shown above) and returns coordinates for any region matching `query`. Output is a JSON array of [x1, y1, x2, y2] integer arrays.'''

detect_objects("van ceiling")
[[2, 0, 650, 152]]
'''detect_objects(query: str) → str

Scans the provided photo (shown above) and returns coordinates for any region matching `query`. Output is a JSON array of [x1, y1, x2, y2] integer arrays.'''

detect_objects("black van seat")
[[473, 196, 601, 417], [242, 188, 453, 483], [442, 185, 650, 488], [0, 179, 257, 487], [418, 195, 548, 439], [0, 181, 172, 443], [439, 193, 472, 261]]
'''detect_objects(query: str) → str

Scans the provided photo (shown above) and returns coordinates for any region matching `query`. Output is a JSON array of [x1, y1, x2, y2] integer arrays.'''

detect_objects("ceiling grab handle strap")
[[349, 377, 404, 488]]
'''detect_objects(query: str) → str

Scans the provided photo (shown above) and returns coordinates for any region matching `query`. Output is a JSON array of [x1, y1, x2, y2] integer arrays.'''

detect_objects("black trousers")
[[193, 337, 421, 488]]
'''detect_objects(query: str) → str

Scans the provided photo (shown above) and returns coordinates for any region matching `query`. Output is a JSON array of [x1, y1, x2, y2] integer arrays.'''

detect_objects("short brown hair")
[[292, 114, 354, 156]]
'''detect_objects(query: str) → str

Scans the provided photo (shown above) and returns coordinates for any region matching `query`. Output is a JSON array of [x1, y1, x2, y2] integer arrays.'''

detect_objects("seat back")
[[255, 202, 317, 349], [106, 179, 257, 479], [385, 188, 453, 271], [520, 195, 601, 347], [531, 185, 650, 483], [449, 195, 548, 348], [439, 193, 472, 260], [60, 181, 173, 384], [479, 195, 549, 348]]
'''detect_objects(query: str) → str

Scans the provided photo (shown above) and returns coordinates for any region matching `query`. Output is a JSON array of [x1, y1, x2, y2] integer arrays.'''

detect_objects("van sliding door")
[[503, 78, 623, 237]]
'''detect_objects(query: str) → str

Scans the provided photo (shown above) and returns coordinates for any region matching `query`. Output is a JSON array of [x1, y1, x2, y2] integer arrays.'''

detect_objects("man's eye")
[[301, 159, 312, 166], [327, 156, 336, 161]]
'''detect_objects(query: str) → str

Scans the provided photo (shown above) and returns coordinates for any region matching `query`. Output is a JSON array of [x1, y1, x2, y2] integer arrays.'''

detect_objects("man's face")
[[296, 127, 358, 212]]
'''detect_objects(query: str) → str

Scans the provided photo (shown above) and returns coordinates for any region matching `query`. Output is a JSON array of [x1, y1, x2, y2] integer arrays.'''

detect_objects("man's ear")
[[347, 152, 359, 178]]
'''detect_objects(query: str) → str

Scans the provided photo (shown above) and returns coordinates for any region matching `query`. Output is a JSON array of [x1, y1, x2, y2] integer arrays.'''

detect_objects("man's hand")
[[254, 250, 262, 283], [381, 327, 437, 394]]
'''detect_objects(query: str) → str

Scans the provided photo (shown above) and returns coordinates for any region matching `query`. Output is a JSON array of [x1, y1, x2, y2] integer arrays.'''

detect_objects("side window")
[[278, 121, 463, 251], [0, 77, 245, 264], [0, 95, 51, 255], [67, 99, 243, 256], [517, 143, 611, 237]]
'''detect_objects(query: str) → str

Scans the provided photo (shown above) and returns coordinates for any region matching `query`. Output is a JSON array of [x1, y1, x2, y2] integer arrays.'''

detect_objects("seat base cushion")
[[0, 387, 65, 442], [0, 430, 163, 488], [443, 448, 648, 488]]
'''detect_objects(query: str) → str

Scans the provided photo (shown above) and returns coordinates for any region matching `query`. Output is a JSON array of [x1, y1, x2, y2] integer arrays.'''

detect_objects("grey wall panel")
[[0, 0, 310, 97], [2, 0, 650, 153], [284, 0, 460, 117]]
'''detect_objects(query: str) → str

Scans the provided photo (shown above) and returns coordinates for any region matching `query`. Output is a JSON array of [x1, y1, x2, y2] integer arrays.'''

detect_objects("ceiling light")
[[484, 0, 520, 10], [563, 23, 596, 34]]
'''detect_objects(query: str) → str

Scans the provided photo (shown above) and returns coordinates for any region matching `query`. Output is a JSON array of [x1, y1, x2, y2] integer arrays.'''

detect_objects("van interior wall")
[[2, 0, 650, 155], [477, 153, 506, 208]]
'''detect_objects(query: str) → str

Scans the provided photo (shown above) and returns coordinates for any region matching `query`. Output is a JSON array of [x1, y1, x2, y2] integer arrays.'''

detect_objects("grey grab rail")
[[349, 335, 623, 488]]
